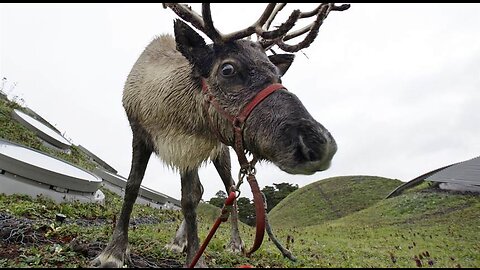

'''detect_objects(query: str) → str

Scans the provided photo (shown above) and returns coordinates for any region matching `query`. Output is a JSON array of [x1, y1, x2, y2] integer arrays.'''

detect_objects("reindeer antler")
[[259, 3, 351, 52], [163, 3, 350, 52], [162, 3, 218, 43]]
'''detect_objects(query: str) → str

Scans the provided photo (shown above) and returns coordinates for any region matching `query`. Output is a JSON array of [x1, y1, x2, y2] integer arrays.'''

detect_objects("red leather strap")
[[189, 191, 237, 268], [202, 79, 285, 129], [245, 174, 266, 257], [236, 83, 285, 126]]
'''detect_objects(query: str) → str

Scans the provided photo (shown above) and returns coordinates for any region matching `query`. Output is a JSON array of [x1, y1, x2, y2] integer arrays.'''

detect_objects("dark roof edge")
[[385, 162, 458, 199]]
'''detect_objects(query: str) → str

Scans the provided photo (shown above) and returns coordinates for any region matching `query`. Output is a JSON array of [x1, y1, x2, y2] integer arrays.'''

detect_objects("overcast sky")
[[1, 3, 479, 201]]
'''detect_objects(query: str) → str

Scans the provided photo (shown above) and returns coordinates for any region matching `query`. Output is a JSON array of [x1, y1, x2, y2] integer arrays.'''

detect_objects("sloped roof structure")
[[426, 156, 480, 187], [386, 155, 480, 198]]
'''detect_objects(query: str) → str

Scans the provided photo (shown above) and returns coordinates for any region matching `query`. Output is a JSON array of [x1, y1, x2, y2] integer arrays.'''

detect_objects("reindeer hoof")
[[90, 247, 130, 268], [228, 239, 245, 254], [90, 255, 124, 268], [165, 242, 187, 253]]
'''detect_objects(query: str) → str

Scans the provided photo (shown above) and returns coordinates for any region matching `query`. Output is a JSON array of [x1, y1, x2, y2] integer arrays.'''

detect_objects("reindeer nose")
[[293, 122, 336, 164], [297, 135, 323, 162]]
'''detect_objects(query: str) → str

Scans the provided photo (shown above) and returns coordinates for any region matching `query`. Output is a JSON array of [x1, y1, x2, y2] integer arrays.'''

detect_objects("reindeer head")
[[164, 3, 349, 174]]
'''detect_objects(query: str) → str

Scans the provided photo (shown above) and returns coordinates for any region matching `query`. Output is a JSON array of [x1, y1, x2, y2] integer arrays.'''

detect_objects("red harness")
[[200, 78, 285, 257], [201, 79, 285, 167]]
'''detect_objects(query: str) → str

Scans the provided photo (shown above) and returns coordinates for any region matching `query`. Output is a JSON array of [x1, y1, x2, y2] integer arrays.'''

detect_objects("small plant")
[[45, 222, 62, 238]]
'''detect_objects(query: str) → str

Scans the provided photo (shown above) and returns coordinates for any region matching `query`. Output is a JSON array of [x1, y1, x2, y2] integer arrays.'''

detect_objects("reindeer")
[[92, 3, 348, 267]]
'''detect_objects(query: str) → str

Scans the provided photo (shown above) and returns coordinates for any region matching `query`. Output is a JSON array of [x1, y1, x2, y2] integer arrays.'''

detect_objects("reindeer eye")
[[220, 63, 236, 77]]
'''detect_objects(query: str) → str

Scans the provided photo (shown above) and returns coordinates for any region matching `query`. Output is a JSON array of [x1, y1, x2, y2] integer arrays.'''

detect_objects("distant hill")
[[268, 175, 403, 228], [197, 202, 221, 223]]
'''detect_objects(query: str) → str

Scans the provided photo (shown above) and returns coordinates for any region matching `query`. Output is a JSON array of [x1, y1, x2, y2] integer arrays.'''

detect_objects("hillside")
[[269, 175, 403, 228], [272, 186, 480, 267]]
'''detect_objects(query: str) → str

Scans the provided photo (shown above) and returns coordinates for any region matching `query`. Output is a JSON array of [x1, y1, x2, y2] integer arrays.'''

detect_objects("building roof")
[[426, 156, 480, 187], [386, 155, 480, 198]]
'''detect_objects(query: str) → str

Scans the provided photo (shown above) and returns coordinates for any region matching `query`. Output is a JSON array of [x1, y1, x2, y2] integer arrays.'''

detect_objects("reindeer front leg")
[[91, 132, 152, 268], [167, 146, 244, 255], [180, 168, 206, 267], [213, 145, 244, 253]]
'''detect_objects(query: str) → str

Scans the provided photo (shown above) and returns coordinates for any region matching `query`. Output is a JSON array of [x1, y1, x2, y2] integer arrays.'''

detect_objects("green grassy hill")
[[197, 201, 221, 223], [271, 186, 480, 267], [269, 175, 403, 228]]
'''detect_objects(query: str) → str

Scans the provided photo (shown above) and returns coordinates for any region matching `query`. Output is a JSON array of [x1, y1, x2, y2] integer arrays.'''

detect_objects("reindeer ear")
[[174, 19, 213, 77], [268, 54, 295, 76]]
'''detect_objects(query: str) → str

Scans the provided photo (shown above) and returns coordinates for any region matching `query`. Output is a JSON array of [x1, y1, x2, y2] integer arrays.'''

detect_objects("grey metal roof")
[[77, 145, 117, 174], [426, 155, 480, 186], [386, 155, 479, 198], [92, 167, 181, 207], [12, 109, 72, 150], [93, 167, 127, 189], [22, 107, 62, 134], [138, 185, 181, 207], [0, 138, 102, 193]]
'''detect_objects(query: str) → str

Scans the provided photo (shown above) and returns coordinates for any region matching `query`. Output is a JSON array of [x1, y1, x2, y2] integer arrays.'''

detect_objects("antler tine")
[[284, 3, 351, 41], [163, 3, 206, 34], [277, 4, 332, 52], [263, 3, 287, 31], [222, 3, 277, 42], [163, 3, 224, 44], [261, 9, 302, 40], [331, 3, 351, 11], [298, 3, 333, 19], [258, 3, 321, 51], [262, 3, 351, 52], [258, 3, 332, 51], [201, 4, 223, 43]]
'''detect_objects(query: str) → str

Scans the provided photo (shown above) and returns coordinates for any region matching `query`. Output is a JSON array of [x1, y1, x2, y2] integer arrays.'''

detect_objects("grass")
[[1, 179, 479, 268], [0, 188, 184, 268], [292, 189, 479, 267], [269, 175, 403, 228]]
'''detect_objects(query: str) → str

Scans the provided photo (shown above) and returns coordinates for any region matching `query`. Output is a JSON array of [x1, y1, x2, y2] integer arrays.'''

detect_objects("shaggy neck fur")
[[122, 34, 233, 173]]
